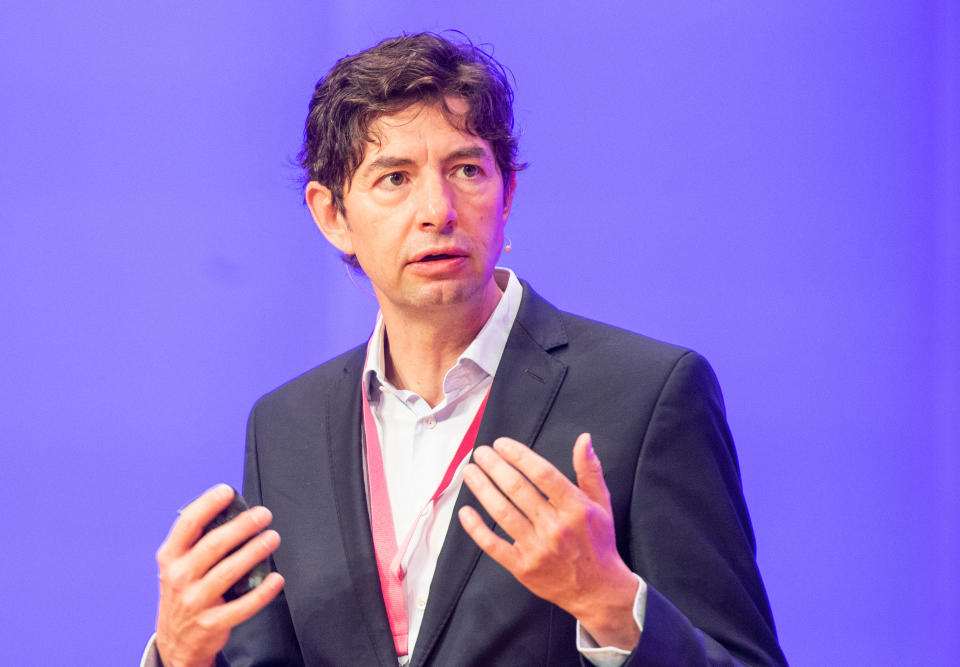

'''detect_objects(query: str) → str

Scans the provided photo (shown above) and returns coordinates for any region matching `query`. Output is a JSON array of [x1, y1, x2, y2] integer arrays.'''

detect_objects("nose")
[[416, 172, 457, 232]]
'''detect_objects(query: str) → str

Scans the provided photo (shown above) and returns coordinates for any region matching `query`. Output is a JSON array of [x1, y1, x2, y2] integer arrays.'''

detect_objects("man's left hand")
[[458, 433, 641, 651]]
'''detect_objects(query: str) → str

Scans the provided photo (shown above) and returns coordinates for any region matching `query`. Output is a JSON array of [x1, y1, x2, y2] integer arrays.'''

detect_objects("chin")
[[408, 278, 488, 309]]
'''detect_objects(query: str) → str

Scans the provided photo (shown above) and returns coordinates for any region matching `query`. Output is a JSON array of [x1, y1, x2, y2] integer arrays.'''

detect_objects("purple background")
[[2, 2, 957, 664]]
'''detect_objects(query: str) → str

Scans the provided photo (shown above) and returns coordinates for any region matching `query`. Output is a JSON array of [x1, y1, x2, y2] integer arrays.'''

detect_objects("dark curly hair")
[[298, 32, 524, 267]]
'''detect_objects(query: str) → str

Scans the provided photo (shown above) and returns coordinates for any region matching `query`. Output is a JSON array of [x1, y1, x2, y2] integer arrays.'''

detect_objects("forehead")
[[360, 97, 491, 163]]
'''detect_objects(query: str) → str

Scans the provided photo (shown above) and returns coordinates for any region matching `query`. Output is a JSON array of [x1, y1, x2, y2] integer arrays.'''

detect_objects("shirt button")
[[423, 415, 437, 429], [416, 597, 427, 610]]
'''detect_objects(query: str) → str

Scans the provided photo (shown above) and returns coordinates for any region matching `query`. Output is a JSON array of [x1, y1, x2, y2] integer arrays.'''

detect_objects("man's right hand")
[[155, 484, 285, 667]]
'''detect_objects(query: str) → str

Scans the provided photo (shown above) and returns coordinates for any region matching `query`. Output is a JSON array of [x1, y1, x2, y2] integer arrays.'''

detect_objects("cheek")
[[350, 217, 406, 266], [483, 204, 507, 243]]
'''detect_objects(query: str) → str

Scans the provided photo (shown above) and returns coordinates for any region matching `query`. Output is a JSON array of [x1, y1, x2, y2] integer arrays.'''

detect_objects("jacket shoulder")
[[251, 344, 365, 419], [555, 309, 705, 378], [517, 280, 696, 369], [514, 282, 719, 398]]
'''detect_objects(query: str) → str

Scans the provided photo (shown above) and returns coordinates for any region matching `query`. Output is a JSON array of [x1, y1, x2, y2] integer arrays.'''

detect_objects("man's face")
[[311, 98, 514, 319]]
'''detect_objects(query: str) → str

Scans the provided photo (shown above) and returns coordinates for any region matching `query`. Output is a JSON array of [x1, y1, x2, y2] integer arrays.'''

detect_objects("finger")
[[472, 446, 554, 525], [201, 529, 281, 603], [159, 484, 235, 560], [462, 462, 536, 543], [182, 506, 274, 579], [205, 571, 286, 630], [457, 506, 521, 572], [572, 433, 611, 509], [491, 438, 581, 508]]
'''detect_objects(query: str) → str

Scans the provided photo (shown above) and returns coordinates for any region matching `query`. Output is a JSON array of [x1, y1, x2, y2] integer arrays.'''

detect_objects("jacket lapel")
[[324, 346, 399, 667], [411, 283, 569, 666]]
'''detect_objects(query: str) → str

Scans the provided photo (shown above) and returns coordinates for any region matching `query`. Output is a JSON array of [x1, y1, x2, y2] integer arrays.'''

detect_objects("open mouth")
[[418, 253, 461, 262]]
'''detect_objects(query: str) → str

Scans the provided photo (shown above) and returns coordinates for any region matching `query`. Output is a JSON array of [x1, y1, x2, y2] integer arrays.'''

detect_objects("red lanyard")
[[362, 378, 490, 657]]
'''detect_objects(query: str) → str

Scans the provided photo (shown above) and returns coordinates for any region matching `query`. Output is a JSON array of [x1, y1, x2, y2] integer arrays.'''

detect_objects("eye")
[[381, 172, 406, 188], [458, 164, 481, 179]]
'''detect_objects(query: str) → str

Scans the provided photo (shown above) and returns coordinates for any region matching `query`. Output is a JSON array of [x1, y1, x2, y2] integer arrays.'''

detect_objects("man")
[[146, 33, 787, 666]]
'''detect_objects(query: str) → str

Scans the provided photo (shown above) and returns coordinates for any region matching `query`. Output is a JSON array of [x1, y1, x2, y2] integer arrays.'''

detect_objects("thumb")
[[573, 433, 610, 508]]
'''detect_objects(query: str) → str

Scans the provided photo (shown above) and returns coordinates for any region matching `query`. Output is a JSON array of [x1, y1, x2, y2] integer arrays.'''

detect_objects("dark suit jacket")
[[221, 283, 787, 666]]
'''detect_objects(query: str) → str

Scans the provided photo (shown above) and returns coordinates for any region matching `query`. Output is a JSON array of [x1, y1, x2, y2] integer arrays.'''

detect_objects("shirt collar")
[[363, 267, 523, 401]]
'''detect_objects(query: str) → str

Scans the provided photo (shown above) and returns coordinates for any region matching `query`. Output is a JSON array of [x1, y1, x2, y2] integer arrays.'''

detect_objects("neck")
[[380, 282, 502, 407]]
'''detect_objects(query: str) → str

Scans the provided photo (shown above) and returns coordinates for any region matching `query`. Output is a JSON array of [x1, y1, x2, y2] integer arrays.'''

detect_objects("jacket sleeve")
[[140, 634, 234, 667], [219, 403, 305, 667], [620, 352, 787, 666]]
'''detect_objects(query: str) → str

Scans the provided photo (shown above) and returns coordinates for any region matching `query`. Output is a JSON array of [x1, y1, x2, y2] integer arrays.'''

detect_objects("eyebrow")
[[362, 156, 415, 176], [445, 146, 490, 162]]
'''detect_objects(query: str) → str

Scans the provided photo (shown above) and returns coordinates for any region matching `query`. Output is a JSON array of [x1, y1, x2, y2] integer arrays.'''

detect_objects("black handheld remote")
[[201, 488, 274, 601]]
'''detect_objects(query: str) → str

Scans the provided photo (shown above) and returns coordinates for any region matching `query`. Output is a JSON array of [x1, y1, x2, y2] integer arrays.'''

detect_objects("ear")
[[502, 171, 517, 223], [305, 181, 355, 255]]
